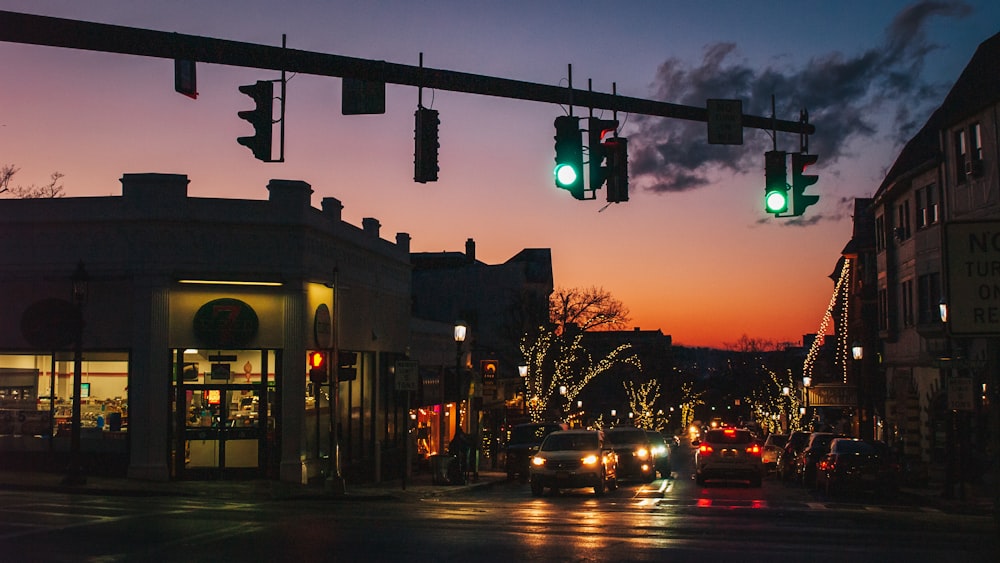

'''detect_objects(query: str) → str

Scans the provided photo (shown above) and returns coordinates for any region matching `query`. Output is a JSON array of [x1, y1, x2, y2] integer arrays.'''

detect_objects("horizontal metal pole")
[[0, 10, 813, 135]]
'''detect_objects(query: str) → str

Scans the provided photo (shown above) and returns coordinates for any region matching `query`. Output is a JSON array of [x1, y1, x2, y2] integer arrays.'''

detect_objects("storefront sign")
[[807, 384, 857, 407], [193, 298, 259, 348]]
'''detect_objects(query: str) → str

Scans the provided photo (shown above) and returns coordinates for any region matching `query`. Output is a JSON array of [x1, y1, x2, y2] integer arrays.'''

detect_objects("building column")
[[127, 277, 172, 481], [279, 283, 307, 483]]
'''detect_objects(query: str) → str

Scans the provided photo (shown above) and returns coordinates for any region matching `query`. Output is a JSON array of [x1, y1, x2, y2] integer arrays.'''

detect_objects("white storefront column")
[[279, 284, 308, 484], [127, 276, 172, 481]]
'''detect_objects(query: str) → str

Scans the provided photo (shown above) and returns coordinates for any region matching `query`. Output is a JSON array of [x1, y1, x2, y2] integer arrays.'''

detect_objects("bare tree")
[[1, 165, 65, 198], [550, 286, 630, 333]]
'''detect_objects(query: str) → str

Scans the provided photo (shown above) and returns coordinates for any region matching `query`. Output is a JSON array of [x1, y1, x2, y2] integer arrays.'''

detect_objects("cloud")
[[628, 0, 973, 219]]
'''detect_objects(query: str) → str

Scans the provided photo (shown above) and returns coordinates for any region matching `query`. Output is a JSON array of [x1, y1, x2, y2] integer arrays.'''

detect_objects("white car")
[[693, 427, 763, 487]]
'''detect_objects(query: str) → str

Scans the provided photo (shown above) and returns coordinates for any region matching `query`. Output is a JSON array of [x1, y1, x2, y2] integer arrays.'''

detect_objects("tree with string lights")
[[519, 286, 641, 423]]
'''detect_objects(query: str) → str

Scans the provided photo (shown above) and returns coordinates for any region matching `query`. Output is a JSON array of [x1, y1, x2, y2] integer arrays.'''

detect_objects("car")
[[777, 430, 812, 481], [693, 427, 763, 487], [606, 427, 657, 482], [816, 438, 902, 496], [529, 429, 618, 497], [762, 433, 788, 472], [645, 430, 672, 478], [795, 432, 849, 487], [503, 422, 566, 482]]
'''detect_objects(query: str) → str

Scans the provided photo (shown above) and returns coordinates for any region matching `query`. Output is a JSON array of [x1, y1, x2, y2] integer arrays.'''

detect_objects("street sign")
[[706, 99, 743, 145], [395, 360, 419, 391], [948, 377, 975, 411], [945, 221, 1000, 335]]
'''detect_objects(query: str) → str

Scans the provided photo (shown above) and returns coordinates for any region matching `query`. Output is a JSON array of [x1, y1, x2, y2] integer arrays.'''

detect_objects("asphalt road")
[[0, 448, 995, 562]]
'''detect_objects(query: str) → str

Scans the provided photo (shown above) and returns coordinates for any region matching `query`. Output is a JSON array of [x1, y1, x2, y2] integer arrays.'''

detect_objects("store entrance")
[[172, 349, 277, 480]]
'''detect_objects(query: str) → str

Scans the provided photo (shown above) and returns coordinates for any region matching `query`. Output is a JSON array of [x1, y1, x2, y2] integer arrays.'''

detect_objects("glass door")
[[173, 349, 274, 479]]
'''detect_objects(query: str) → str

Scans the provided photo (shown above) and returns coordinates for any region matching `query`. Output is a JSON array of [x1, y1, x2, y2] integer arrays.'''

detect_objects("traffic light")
[[414, 107, 440, 183], [764, 150, 788, 215], [791, 152, 819, 216], [237, 81, 274, 161], [308, 351, 328, 384], [605, 136, 629, 203], [553, 115, 584, 199], [588, 118, 618, 192], [338, 351, 358, 382]]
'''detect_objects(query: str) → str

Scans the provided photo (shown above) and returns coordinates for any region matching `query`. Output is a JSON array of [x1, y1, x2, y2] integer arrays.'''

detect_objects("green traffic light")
[[554, 163, 579, 187], [765, 190, 787, 213]]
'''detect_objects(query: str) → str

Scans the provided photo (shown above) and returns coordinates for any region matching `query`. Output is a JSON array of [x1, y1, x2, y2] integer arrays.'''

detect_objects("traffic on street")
[[0, 438, 994, 562]]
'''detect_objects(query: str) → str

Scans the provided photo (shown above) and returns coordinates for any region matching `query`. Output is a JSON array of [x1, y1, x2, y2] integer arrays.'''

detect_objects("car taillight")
[[746, 444, 761, 456], [699, 444, 713, 455]]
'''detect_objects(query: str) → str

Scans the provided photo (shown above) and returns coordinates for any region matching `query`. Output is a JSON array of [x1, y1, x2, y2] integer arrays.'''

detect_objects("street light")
[[64, 261, 88, 486], [518, 364, 528, 416], [803, 376, 812, 430], [453, 321, 467, 430], [852, 340, 864, 361]]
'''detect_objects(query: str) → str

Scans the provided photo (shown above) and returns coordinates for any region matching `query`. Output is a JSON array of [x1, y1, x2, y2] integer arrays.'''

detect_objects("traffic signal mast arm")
[[0, 10, 813, 137]]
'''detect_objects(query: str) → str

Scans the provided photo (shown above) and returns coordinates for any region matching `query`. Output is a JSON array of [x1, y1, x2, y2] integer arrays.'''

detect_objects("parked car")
[[504, 422, 566, 482], [606, 427, 657, 482], [645, 430, 672, 478], [816, 438, 902, 495], [762, 434, 788, 472], [529, 429, 618, 497], [693, 427, 763, 487], [796, 432, 849, 488], [777, 430, 812, 482]]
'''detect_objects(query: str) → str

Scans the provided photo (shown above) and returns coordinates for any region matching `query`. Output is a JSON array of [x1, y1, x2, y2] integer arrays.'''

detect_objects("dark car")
[[816, 438, 902, 495], [529, 429, 618, 497], [777, 430, 812, 482], [606, 427, 656, 482], [796, 432, 849, 487], [504, 422, 565, 481], [645, 430, 672, 478]]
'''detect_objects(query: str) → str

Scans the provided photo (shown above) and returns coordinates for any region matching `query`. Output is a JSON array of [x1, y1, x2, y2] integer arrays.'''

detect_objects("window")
[[878, 287, 889, 332], [875, 214, 886, 252], [955, 129, 967, 184], [900, 279, 915, 328], [895, 200, 911, 241], [917, 272, 942, 325], [915, 184, 939, 229], [971, 122, 983, 161]]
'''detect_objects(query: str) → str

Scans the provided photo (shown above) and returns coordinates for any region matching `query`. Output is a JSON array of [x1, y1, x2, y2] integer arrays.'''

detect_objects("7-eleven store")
[[0, 173, 412, 484]]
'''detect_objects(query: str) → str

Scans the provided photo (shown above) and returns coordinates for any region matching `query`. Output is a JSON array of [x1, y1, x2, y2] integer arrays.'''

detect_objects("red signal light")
[[310, 351, 325, 368], [308, 351, 328, 383]]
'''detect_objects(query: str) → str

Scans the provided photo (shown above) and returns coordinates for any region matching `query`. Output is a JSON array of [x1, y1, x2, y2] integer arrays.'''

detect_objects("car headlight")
[[582, 454, 599, 466], [531, 456, 546, 466], [636, 447, 649, 460]]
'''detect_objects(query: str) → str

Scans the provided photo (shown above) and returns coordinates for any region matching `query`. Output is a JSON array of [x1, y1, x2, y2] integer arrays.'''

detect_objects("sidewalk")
[[0, 468, 508, 502]]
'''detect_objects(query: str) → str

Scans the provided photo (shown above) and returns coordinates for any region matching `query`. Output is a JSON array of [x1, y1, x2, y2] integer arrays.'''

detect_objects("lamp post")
[[518, 364, 528, 416], [852, 340, 865, 439], [803, 376, 812, 430], [453, 321, 467, 431], [938, 299, 965, 500], [64, 261, 88, 486]]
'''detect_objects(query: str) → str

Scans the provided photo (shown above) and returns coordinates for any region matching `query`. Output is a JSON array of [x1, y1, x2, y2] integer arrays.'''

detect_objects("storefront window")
[[0, 352, 129, 444]]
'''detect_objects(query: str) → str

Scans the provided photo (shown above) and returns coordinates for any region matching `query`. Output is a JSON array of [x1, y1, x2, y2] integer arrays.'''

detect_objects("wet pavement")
[[0, 467, 508, 502]]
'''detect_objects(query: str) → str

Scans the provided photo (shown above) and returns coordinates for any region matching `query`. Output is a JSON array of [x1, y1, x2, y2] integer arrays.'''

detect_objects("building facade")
[[0, 173, 412, 484], [870, 32, 1000, 489]]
